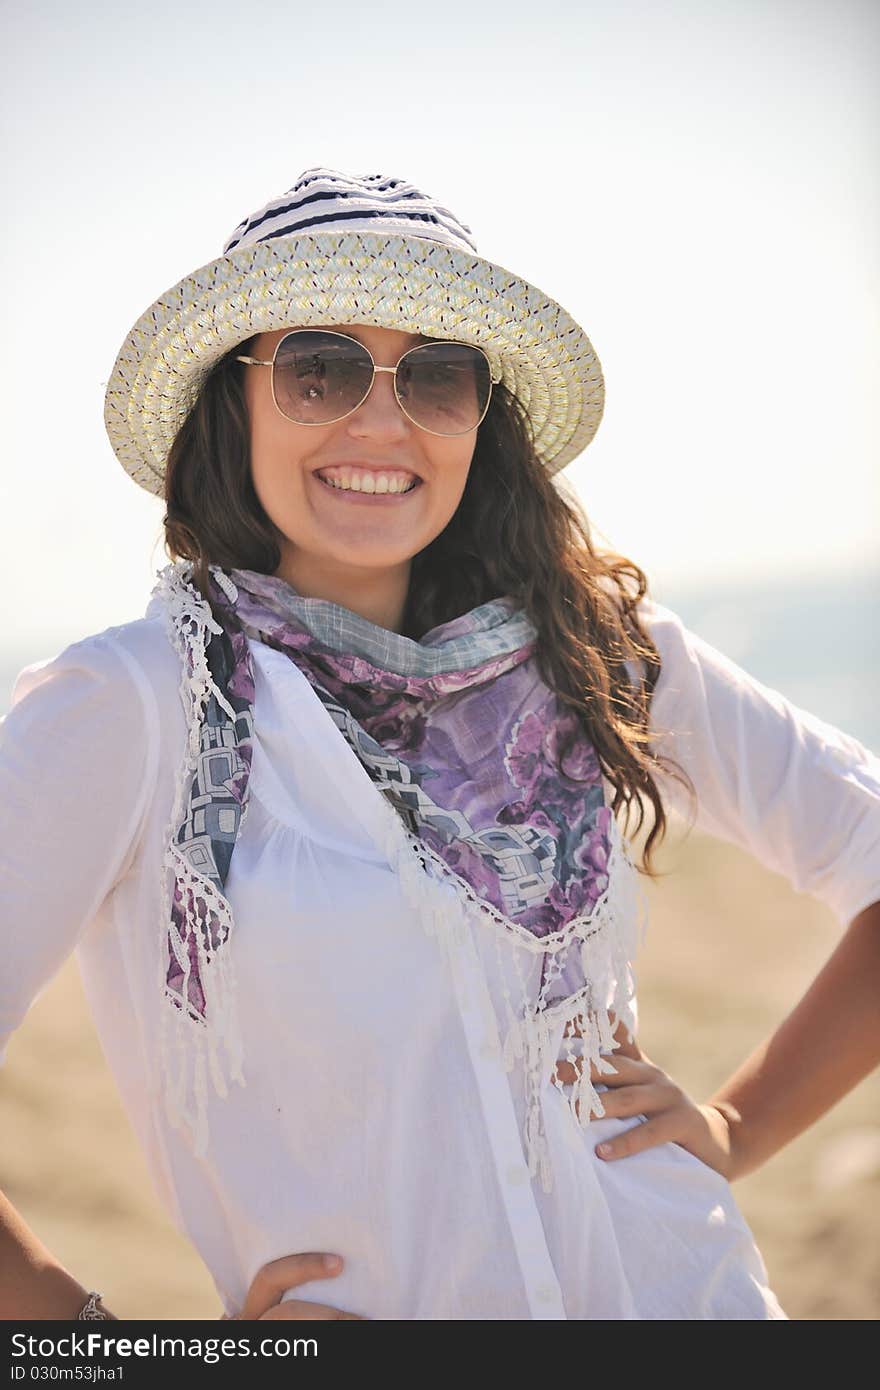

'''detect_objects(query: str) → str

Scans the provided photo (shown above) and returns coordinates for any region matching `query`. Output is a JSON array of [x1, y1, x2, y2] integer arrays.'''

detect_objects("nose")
[[345, 364, 411, 441]]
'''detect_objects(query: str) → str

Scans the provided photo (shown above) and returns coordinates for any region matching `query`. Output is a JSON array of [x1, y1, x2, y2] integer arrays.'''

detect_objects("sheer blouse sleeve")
[[636, 595, 880, 931], [0, 631, 158, 1064]]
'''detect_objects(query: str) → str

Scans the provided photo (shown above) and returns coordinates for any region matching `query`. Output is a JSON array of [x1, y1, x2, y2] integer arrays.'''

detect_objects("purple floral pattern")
[[163, 565, 614, 1019]]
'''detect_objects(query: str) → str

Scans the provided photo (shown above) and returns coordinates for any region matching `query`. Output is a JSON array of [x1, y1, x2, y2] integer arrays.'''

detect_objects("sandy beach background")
[[1, 814, 878, 1321]]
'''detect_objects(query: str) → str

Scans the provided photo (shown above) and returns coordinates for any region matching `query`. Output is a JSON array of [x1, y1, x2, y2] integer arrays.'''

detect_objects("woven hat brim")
[[104, 230, 604, 497]]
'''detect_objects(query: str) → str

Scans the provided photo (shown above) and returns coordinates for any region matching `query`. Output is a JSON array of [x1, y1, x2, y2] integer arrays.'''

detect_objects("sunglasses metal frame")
[[235, 329, 500, 436]]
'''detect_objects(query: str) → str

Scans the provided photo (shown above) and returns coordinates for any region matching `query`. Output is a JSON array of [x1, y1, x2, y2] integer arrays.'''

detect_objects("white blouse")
[[2, 594, 878, 1320]]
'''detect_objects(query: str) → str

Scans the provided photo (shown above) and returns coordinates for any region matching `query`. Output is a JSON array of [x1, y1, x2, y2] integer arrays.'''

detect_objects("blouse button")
[[506, 1163, 529, 1186], [535, 1283, 559, 1305]]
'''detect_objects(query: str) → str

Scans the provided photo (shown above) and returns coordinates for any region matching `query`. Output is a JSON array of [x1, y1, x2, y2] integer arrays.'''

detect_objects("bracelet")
[[76, 1291, 112, 1321]]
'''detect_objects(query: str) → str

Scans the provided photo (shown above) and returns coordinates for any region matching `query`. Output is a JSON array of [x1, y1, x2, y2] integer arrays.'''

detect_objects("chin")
[[335, 546, 422, 569]]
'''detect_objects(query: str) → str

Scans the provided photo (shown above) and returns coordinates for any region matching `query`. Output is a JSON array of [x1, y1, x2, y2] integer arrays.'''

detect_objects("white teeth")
[[317, 469, 418, 495]]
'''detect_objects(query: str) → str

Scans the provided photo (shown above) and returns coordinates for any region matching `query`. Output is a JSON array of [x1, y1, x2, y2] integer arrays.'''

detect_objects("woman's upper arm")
[[0, 631, 159, 1061], [639, 595, 880, 930]]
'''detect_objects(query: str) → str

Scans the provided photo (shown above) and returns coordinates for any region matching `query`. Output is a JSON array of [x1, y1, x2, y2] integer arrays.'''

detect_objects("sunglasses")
[[236, 329, 499, 436]]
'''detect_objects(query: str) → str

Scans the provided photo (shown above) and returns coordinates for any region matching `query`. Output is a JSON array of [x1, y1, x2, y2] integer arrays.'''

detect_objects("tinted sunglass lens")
[[398, 343, 492, 433], [272, 331, 373, 424]]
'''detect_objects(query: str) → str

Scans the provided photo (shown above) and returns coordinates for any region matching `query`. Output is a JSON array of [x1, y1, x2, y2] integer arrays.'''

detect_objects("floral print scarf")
[[152, 561, 644, 1188]]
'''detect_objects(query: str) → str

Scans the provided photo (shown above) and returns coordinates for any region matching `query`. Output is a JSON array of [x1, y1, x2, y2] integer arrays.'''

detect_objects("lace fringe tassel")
[[378, 792, 650, 1194], [153, 562, 247, 1160]]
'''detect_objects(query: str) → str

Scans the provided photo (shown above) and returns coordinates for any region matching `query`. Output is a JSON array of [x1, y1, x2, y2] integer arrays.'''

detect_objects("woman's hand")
[[554, 1020, 736, 1181], [221, 1253, 368, 1320]]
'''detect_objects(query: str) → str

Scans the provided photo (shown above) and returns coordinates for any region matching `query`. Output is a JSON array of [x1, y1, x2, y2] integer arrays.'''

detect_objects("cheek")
[[248, 408, 315, 513], [249, 436, 291, 524], [432, 441, 476, 513], [246, 369, 294, 485], [251, 425, 287, 490]]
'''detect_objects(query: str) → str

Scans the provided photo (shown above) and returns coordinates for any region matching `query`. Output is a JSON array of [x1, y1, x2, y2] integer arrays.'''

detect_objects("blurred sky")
[[1, 0, 878, 652]]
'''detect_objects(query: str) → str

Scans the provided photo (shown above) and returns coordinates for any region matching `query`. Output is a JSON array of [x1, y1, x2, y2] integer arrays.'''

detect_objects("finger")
[[238, 1253, 345, 1321], [562, 1010, 636, 1047], [592, 1055, 652, 1084], [609, 1013, 643, 1059], [259, 1301, 368, 1321], [554, 1059, 579, 1086], [554, 1052, 647, 1087], [570, 1080, 668, 1123], [583, 1081, 667, 1118], [595, 1112, 679, 1161], [554, 1055, 616, 1086]]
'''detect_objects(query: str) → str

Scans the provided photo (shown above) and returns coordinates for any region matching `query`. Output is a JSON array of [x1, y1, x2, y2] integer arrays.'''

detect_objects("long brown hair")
[[163, 342, 695, 876]]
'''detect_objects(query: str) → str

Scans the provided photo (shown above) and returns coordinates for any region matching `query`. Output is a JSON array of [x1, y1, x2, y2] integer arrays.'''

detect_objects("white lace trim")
[[153, 561, 246, 1159], [150, 560, 650, 1190]]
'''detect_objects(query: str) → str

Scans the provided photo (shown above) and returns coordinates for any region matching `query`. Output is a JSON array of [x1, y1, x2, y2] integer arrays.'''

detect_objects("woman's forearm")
[[706, 898, 880, 1182], [0, 1188, 117, 1319]]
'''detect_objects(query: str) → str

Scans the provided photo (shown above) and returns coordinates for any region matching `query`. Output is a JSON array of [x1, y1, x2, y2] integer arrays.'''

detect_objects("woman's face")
[[243, 322, 478, 592]]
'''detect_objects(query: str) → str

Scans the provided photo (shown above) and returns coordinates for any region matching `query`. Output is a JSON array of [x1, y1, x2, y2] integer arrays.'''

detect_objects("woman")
[[2, 168, 879, 1322]]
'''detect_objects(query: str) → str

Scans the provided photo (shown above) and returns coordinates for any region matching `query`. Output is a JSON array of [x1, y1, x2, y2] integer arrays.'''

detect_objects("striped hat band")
[[222, 168, 479, 256]]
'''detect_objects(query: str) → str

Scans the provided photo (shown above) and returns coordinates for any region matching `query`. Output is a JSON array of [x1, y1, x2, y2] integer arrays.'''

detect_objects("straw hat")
[[104, 167, 605, 497]]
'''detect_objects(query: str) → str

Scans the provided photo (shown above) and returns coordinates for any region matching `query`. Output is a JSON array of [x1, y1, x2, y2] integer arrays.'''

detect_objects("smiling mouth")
[[313, 468, 421, 496]]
